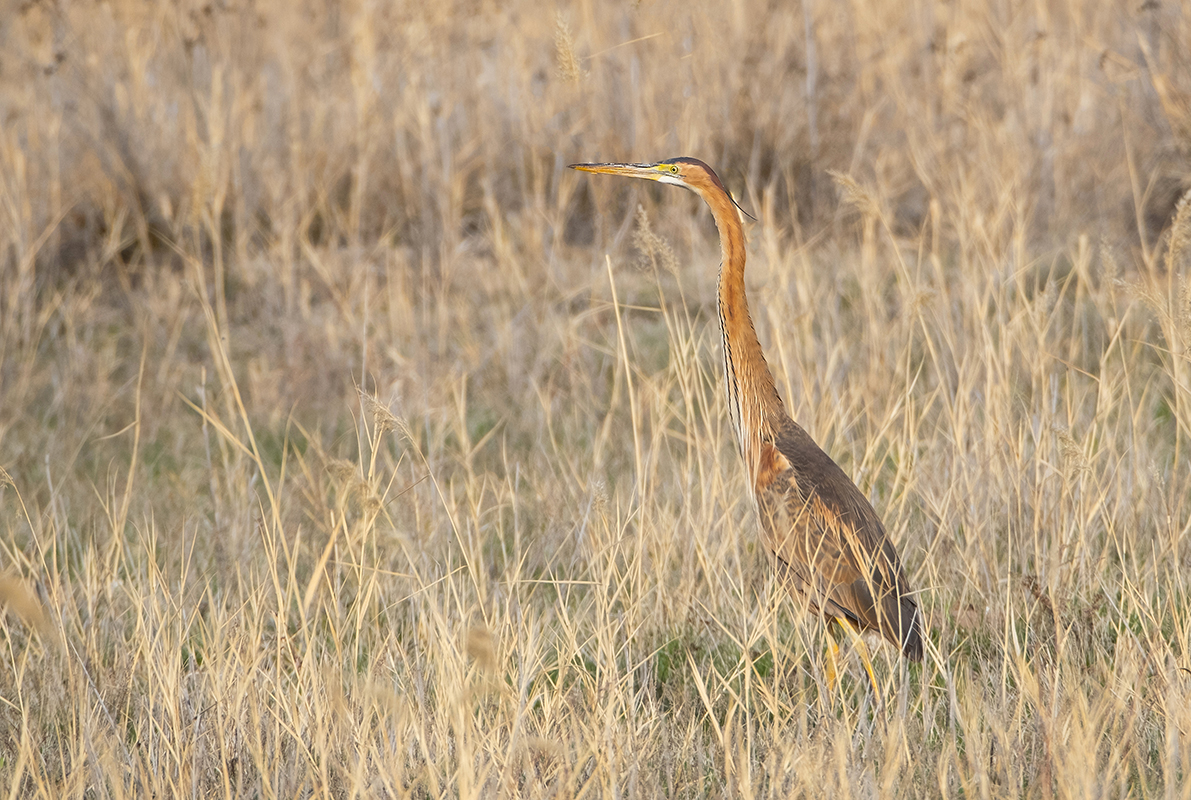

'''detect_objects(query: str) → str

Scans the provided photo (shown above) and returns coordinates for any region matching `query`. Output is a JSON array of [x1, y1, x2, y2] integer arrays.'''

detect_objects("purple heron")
[[570, 158, 924, 688]]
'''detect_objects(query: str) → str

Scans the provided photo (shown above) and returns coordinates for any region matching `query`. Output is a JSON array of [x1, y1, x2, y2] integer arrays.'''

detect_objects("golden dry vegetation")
[[2, 0, 1191, 796]]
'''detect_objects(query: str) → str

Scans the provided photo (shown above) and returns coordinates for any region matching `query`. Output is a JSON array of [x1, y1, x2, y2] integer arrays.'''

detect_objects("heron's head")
[[574, 156, 732, 191], [570, 157, 749, 220]]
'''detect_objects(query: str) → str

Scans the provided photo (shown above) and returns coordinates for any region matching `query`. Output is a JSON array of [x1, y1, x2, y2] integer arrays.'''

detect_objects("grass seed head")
[[554, 14, 584, 84]]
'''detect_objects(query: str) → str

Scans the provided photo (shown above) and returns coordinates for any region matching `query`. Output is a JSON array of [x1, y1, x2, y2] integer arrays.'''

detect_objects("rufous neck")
[[709, 194, 786, 463]]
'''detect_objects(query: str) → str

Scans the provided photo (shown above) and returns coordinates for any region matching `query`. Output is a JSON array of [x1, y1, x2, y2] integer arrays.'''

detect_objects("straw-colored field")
[[2, 0, 1190, 796]]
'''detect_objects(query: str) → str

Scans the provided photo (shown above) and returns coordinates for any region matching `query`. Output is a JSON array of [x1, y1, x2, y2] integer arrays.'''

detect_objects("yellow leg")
[[824, 633, 841, 693], [836, 618, 884, 711]]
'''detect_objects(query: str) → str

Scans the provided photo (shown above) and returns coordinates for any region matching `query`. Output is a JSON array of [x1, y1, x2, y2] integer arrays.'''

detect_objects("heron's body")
[[572, 157, 923, 662]]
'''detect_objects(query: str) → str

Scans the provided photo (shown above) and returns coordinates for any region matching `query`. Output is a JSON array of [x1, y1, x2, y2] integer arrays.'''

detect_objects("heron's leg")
[[835, 617, 884, 710], [823, 632, 841, 694]]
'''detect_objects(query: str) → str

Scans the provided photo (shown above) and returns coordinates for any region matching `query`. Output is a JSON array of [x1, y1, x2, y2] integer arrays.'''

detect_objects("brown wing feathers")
[[760, 419, 924, 661]]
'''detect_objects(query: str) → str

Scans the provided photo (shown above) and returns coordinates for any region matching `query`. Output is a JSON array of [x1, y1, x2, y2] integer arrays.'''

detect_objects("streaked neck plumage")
[[697, 184, 787, 479]]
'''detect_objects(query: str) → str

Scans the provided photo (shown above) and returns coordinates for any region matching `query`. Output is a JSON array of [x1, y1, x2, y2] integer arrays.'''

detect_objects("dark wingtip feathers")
[[901, 605, 924, 662]]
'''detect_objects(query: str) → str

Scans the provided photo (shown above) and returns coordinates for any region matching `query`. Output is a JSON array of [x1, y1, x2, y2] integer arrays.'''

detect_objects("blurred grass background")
[[1, 0, 1191, 796]]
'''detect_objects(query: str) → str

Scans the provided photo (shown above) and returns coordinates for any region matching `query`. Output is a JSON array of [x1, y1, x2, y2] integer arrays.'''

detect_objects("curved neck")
[[705, 191, 786, 469]]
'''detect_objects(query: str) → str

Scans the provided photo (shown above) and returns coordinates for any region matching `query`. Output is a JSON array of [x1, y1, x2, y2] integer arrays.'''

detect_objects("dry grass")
[[2, 0, 1191, 796]]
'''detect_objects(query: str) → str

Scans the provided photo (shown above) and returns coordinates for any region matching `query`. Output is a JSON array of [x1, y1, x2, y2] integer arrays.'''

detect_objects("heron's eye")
[[669, 165, 679, 174]]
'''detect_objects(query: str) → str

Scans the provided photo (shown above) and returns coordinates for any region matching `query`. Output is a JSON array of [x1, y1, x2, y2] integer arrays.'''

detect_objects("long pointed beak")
[[569, 162, 663, 181]]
